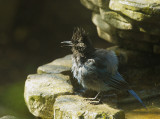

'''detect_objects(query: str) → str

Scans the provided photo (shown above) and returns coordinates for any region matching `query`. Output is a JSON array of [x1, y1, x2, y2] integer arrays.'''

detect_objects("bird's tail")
[[128, 89, 146, 108]]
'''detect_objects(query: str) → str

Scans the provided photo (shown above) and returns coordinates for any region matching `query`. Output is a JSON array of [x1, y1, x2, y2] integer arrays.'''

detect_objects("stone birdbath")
[[24, 0, 160, 119]]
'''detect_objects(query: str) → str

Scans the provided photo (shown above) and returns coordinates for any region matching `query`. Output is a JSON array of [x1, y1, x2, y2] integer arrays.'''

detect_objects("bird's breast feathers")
[[71, 50, 118, 77]]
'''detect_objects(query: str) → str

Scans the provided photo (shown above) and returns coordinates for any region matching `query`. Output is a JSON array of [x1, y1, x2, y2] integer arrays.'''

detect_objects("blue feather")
[[128, 89, 146, 108]]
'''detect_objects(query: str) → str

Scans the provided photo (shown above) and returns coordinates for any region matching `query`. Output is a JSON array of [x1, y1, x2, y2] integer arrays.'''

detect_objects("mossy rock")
[[96, 27, 118, 43], [118, 30, 160, 43], [118, 38, 153, 53], [100, 8, 133, 30], [138, 22, 160, 36], [0, 116, 18, 119], [24, 53, 160, 118], [37, 55, 72, 74], [54, 95, 125, 119], [81, 0, 109, 9], [98, 0, 110, 9], [92, 13, 116, 35], [109, 0, 152, 21], [107, 46, 160, 67], [109, 0, 160, 16], [88, 0, 99, 7], [24, 74, 73, 118], [80, 0, 99, 13], [100, 8, 160, 35]]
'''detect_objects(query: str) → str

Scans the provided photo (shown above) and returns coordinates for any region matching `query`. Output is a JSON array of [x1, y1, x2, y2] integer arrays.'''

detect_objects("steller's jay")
[[61, 28, 146, 108]]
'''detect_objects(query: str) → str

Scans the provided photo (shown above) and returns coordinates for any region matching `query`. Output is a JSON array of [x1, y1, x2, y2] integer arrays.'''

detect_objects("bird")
[[61, 27, 146, 108]]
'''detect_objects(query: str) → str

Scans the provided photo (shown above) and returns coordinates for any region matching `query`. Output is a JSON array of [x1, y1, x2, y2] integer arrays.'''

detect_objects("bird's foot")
[[84, 92, 102, 105], [85, 98, 102, 105], [85, 97, 98, 101], [84, 92, 101, 101]]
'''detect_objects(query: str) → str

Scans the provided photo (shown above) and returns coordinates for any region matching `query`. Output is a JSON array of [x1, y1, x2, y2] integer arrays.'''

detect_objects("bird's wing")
[[94, 49, 118, 75], [93, 49, 129, 90], [85, 49, 129, 90], [107, 72, 130, 90], [92, 49, 146, 107], [108, 72, 146, 108]]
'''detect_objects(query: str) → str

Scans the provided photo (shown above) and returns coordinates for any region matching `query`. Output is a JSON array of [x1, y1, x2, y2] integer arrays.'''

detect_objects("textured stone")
[[98, 0, 110, 9], [106, 46, 160, 67], [81, 0, 160, 36], [80, 0, 99, 13], [118, 30, 160, 43], [92, 13, 116, 35], [37, 55, 72, 74], [138, 23, 160, 36], [37, 65, 71, 74], [0, 116, 17, 119], [88, 0, 99, 6], [118, 38, 153, 53], [118, 9, 150, 22], [109, 0, 151, 21], [109, 0, 160, 16], [97, 27, 118, 43], [100, 8, 133, 30], [54, 95, 125, 119], [24, 73, 73, 118], [48, 55, 72, 67]]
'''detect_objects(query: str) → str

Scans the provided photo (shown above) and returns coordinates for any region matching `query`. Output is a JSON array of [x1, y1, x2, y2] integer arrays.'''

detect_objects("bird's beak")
[[61, 41, 73, 47]]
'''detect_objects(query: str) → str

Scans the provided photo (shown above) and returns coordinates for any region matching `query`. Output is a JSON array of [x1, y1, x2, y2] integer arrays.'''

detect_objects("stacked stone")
[[24, 55, 160, 119], [24, 55, 125, 119], [23, 1, 160, 118], [80, 0, 160, 54]]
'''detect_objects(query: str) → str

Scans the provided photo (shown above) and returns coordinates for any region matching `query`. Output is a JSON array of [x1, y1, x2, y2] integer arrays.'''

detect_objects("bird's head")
[[61, 27, 94, 57]]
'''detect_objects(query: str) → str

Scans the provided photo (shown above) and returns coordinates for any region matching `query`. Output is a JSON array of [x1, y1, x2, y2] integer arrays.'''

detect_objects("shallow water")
[[101, 86, 160, 119], [123, 96, 160, 119], [126, 107, 160, 119]]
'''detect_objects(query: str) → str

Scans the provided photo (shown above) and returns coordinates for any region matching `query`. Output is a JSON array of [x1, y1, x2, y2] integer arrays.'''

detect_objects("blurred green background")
[[0, 0, 109, 118]]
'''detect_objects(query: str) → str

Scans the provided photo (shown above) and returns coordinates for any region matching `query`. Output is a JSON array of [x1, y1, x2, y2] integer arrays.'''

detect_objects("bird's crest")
[[72, 27, 89, 44]]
